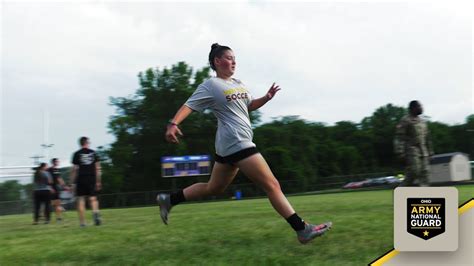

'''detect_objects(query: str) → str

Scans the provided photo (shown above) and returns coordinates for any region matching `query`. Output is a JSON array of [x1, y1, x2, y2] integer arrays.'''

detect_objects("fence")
[[0, 171, 397, 215]]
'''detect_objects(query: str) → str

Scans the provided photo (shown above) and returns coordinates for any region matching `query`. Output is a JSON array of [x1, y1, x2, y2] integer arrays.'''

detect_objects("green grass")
[[1, 185, 472, 266]]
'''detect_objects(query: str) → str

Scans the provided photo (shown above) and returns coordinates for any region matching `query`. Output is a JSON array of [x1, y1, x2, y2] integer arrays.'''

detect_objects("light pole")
[[41, 110, 54, 162], [41, 143, 54, 162], [30, 155, 44, 165]]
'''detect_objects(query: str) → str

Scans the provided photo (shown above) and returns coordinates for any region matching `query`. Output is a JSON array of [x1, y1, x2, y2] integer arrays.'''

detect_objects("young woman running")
[[158, 43, 332, 244]]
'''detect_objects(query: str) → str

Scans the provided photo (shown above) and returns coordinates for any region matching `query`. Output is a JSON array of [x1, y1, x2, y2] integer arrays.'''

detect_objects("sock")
[[286, 213, 306, 231], [170, 190, 186, 206]]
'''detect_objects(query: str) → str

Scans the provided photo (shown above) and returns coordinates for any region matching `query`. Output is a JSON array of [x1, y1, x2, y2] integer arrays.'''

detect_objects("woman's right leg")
[[183, 162, 239, 200]]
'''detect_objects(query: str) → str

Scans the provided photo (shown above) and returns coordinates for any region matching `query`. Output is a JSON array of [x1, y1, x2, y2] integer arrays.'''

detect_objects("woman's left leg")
[[235, 153, 294, 218], [236, 153, 332, 244]]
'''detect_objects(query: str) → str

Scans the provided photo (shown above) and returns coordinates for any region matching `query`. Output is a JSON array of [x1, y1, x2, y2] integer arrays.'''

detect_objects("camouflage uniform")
[[394, 115, 434, 186]]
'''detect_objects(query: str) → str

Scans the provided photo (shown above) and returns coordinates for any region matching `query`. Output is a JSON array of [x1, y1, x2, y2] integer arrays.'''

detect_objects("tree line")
[[1, 61, 472, 203], [100, 61, 474, 194]]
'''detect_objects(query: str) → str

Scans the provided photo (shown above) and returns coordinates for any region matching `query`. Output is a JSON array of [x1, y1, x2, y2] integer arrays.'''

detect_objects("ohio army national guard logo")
[[407, 198, 445, 240]]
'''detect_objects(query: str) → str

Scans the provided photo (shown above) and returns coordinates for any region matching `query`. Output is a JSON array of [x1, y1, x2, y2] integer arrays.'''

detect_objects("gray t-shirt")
[[185, 77, 256, 156], [34, 171, 52, 191]]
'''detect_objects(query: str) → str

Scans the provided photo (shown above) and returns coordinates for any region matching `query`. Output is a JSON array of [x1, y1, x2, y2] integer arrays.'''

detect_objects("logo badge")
[[407, 198, 445, 240]]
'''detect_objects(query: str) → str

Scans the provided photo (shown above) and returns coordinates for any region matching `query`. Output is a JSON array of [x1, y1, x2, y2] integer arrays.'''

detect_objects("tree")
[[361, 104, 406, 169], [104, 60, 473, 195], [0, 181, 23, 201], [107, 63, 217, 191], [465, 115, 474, 157], [428, 122, 454, 154]]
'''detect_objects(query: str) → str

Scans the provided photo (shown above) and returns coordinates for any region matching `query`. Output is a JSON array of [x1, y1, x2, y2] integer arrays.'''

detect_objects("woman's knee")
[[262, 178, 281, 193]]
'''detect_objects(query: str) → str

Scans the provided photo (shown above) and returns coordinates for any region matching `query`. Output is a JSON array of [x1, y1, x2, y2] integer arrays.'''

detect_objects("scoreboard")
[[161, 155, 211, 178]]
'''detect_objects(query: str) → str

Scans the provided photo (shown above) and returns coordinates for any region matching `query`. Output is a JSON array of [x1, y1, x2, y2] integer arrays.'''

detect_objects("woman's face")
[[214, 50, 236, 77]]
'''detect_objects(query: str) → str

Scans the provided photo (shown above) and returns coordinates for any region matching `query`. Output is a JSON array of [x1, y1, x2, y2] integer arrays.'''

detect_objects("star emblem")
[[423, 230, 429, 237]]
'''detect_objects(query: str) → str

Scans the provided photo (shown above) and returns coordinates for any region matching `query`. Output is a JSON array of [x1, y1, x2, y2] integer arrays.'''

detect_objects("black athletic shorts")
[[76, 177, 97, 197], [215, 147, 259, 165], [51, 185, 60, 200]]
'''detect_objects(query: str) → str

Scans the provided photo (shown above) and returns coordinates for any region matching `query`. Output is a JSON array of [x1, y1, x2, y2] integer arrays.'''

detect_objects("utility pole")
[[42, 110, 54, 162], [41, 144, 54, 162]]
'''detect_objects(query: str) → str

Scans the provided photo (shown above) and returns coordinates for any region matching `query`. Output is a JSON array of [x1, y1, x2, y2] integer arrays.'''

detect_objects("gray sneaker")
[[157, 193, 172, 225], [297, 222, 332, 244]]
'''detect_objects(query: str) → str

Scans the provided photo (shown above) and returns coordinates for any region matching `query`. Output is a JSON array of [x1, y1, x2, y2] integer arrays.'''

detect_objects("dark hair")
[[208, 43, 232, 71], [408, 100, 420, 110], [51, 158, 58, 164], [34, 163, 47, 183], [79, 136, 89, 146]]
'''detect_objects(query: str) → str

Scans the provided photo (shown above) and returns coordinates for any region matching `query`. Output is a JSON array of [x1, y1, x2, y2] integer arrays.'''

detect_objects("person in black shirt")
[[70, 136, 102, 227], [48, 158, 67, 222]]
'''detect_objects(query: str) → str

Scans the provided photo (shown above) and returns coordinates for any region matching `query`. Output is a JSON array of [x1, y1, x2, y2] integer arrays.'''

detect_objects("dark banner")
[[407, 198, 445, 240]]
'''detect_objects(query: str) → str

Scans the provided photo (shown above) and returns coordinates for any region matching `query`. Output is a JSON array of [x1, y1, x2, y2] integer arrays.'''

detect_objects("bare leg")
[[77, 196, 86, 225], [89, 196, 99, 212], [236, 153, 295, 218], [89, 196, 102, 225], [184, 162, 239, 200], [53, 199, 62, 219]]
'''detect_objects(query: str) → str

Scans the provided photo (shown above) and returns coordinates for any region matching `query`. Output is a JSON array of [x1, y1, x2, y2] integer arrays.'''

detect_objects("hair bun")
[[211, 43, 220, 50]]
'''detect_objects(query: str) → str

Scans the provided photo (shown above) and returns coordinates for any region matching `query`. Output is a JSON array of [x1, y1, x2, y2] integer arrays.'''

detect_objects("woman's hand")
[[265, 83, 281, 100], [165, 124, 184, 144]]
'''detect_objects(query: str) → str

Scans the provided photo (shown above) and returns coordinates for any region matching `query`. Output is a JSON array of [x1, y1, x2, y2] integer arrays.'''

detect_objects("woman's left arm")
[[248, 83, 281, 111]]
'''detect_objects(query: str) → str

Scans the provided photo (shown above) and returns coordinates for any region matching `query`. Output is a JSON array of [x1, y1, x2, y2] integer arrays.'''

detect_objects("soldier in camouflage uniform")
[[394, 100, 434, 186]]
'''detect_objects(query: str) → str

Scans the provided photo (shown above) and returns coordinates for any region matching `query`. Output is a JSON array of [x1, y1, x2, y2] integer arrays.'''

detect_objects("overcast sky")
[[1, 0, 472, 167]]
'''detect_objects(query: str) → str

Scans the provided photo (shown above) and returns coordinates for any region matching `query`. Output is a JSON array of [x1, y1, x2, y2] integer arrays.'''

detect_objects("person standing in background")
[[33, 163, 53, 225], [394, 100, 434, 186], [70, 137, 102, 227], [48, 158, 67, 222]]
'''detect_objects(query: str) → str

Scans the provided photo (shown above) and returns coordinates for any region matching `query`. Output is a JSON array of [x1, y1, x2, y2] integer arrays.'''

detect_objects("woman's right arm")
[[165, 105, 194, 144]]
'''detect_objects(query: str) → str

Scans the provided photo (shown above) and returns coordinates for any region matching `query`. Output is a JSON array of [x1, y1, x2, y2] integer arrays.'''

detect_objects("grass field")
[[1, 185, 472, 266]]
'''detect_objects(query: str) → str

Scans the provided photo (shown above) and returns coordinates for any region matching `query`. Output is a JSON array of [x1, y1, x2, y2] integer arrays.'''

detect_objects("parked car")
[[342, 176, 402, 189], [343, 180, 368, 189]]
